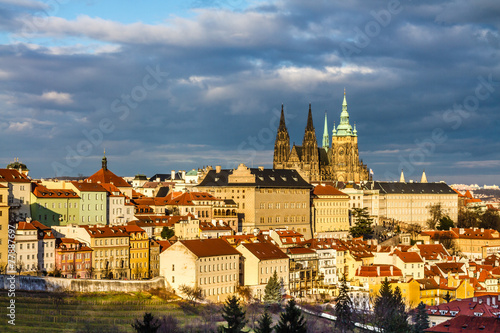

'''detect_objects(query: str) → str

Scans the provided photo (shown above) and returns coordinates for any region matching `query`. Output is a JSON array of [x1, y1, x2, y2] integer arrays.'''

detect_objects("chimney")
[[212, 219, 217, 226], [171, 170, 175, 180], [487, 297, 491, 306], [258, 166, 264, 171], [216, 165, 221, 173], [377, 266, 380, 276], [219, 220, 224, 226], [390, 266, 394, 275], [181, 170, 186, 179]]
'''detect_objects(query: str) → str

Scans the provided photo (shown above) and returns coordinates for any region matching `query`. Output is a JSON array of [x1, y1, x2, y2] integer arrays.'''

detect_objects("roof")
[[416, 244, 450, 260], [286, 247, 316, 255], [424, 315, 500, 332], [71, 181, 107, 192], [355, 265, 402, 278], [451, 228, 500, 240], [198, 167, 312, 188], [200, 221, 233, 231], [312, 184, 349, 197], [32, 184, 79, 198], [179, 239, 241, 258], [374, 181, 457, 194], [0, 169, 31, 183], [86, 168, 131, 188], [166, 191, 220, 206], [82, 225, 129, 238], [17, 221, 37, 230], [392, 249, 424, 263], [239, 242, 289, 261]]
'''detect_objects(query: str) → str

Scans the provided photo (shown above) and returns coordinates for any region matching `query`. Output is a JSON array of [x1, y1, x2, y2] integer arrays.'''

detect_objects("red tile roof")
[[82, 225, 129, 238], [355, 265, 402, 278], [32, 184, 79, 198], [17, 221, 37, 230], [392, 249, 423, 263], [0, 169, 31, 183], [179, 238, 241, 258], [86, 168, 131, 188], [71, 181, 107, 192], [239, 242, 289, 261], [425, 315, 500, 332], [312, 184, 349, 196]]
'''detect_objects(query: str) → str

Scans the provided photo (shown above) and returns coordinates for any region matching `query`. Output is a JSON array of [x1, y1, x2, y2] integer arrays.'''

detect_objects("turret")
[[322, 111, 329, 149]]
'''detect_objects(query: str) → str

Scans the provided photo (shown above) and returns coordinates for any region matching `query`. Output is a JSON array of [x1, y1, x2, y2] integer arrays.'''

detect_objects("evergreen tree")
[[412, 302, 430, 333], [436, 216, 454, 230], [443, 291, 452, 303], [131, 312, 161, 333], [334, 274, 354, 333], [254, 309, 273, 333], [349, 207, 374, 239], [220, 295, 248, 333], [161, 227, 174, 239], [263, 271, 282, 304], [373, 279, 410, 333], [274, 299, 307, 333]]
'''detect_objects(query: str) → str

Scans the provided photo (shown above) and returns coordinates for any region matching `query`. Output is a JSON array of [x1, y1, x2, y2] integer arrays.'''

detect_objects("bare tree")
[[426, 203, 444, 229], [179, 284, 204, 305]]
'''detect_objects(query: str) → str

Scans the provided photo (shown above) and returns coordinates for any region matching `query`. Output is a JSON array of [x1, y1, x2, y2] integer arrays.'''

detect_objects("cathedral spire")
[[306, 103, 314, 131], [279, 104, 287, 131], [322, 111, 329, 149], [332, 121, 336, 136], [400, 169, 405, 183], [336, 89, 353, 136]]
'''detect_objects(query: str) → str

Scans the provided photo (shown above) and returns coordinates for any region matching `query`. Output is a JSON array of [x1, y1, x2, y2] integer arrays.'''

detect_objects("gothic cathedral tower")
[[273, 105, 290, 168]]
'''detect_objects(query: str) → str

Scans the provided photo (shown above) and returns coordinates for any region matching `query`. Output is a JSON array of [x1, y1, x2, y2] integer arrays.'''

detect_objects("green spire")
[[332, 121, 336, 136], [335, 89, 354, 136], [322, 111, 329, 149]]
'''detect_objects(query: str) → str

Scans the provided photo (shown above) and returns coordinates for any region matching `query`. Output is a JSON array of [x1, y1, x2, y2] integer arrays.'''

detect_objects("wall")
[[0, 274, 165, 293]]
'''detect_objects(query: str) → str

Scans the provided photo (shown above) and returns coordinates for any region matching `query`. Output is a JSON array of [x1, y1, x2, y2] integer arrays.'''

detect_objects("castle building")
[[273, 91, 370, 183]]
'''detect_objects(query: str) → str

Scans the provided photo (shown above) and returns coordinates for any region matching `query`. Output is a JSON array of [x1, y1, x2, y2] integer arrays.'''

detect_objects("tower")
[[322, 111, 329, 149], [273, 105, 290, 168], [102, 150, 108, 171]]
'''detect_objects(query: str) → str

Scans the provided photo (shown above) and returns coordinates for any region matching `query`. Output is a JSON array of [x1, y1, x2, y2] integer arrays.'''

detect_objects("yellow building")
[[311, 184, 350, 234], [160, 238, 240, 302], [198, 164, 313, 237], [452, 228, 500, 259], [417, 278, 456, 306], [369, 279, 421, 308], [236, 242, 289, 300], [0, 185, 10, 267], [448, 274, 476, 299], [122, 225, 149, 279]]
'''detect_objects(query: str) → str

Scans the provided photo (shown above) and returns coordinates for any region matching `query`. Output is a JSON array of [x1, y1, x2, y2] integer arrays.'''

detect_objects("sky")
[[0, 0, 499, 185]]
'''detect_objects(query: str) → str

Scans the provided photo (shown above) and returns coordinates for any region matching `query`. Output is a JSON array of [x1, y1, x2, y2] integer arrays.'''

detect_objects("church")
[[273, 91, 371, 183]]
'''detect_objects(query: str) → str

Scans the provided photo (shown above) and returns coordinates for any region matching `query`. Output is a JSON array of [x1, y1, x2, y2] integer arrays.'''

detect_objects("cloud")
[[40, 91, 73, 105]]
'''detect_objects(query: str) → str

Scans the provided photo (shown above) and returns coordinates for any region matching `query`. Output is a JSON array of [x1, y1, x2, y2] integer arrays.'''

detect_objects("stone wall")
[[0, 274, 166, 293]]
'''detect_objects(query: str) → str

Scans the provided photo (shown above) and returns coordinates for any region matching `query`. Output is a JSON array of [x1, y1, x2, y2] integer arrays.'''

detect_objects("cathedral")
[[273, 91, 371, 183]]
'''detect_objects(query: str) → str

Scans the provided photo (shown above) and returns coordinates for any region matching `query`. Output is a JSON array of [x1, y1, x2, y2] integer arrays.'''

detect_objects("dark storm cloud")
[[0, 0, 498, 184]]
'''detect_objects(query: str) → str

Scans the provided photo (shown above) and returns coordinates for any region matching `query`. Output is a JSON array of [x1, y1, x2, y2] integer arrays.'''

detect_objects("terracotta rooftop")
[[32, 184, 79, 198], [355, 265, 402, 278], [0, 169, 31, 183], [239, 242, 289, 261], [83, 225, 129, 238], [179, 238, 241, 258], [71, 181, 107, 192], [424, 315, 500, 332], [312, 184, 349, 196], [392, 249, 424, 263], [86, 168, 131, 188]]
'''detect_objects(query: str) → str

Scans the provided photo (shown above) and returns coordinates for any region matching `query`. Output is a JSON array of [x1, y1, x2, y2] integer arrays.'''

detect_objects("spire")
[[332, 121, 336, 136], [322, 111, 329, 149], [336, 89, 353, 136], [306, 103, 314, 131], [353, 122, 357, 136], [102, 150, 107, 171], [421, 170, 428, 183], [400, 169, 405, 183], [278, 104, 287, 131]]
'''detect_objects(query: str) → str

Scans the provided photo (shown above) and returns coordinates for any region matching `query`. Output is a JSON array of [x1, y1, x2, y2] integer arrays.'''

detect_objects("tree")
[[219, 295, 248, 333], [179, 284, 203, 305], [443, 291, 452, 303], [131, 312, 161, 333], [263, 271, 282, 304], [437, 232, 460, 255], [334, 274, 354, 333], [349, 207, 374, 239], [426, 203, 444, 229], [436, 216, 454, 231], [373, 279, 410, 333], [254, 309, 273, 333], [86, 265, 95, 279], [236, 285, 252, 302], [457, 207, 480, 228], [161, 227, 175, 240], [274, 299, 307, 333], [412, 302, 430, 333], [479, 209, 500, 231]]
